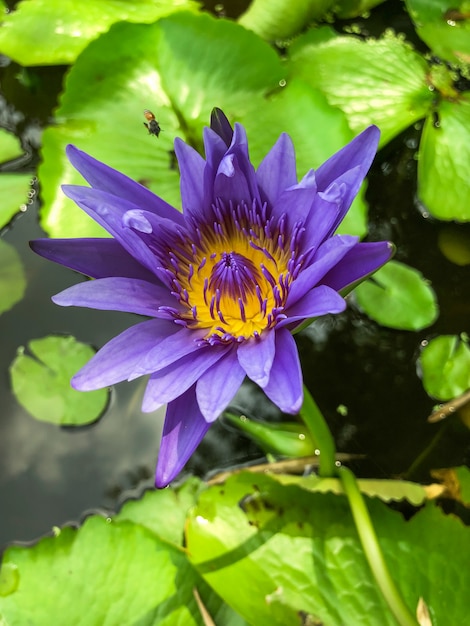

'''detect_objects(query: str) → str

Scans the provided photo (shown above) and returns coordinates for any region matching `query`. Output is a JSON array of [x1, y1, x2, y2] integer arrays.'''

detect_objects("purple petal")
[[196, 348, 246, 422], [155, 387, 210, 488], [279, 285, 345, 328], [301, 187, 343, 256], [262, 329, 303, 414], [256, 133, 297, 207], [66, 145, 184, 226], [52, 277, 179, 317], [210, 108, 234, 147], [62, 185, 165, 277], [174, 138, 206, 222], [315, 126, 380, 193], [142, 345, 228, 412], [287, 235, 358, 306], [30, 238, 157, 281], [271, 169, 316, 228], [72, 319, 179, 391], [237, 330, 275, 387], [130, 327, 207, 379], [322, 241, 394, 292]]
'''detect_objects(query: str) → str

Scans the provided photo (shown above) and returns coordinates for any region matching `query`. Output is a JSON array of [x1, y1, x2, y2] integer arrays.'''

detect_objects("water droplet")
[[298, 433, 305, 440], [314, 449, 320, 456]]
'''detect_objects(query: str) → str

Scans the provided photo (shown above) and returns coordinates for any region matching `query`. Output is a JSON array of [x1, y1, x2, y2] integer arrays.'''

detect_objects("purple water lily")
[[31, 109, 392, 487]]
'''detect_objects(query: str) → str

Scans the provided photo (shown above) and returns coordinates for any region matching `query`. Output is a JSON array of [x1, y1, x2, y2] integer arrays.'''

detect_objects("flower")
[[31, 109, 393, 487]]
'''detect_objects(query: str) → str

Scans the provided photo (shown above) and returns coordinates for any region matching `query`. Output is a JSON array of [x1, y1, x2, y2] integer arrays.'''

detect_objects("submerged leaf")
[[9, 335, 109, 425]]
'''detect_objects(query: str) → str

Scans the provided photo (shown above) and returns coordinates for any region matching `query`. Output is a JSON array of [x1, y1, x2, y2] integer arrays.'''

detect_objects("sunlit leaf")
[[186, 472, 470, 626], [0, 175, 31, 229], [0, 515, 246, 625], [39, 13, 284, 238], [455, 466, 470, 505], [0, 127, 24, 163], [288, 28, 434, 145], [354, 260, 439, 330], [9, 334, 109, 425], [0, 240, 26, 315], [418, 94, 470, 222], [115, 476, 203, 546], [238, 0, 335, 40], [405, 0, 470, 65], [0, 0, 199, 65], [335, 0, 388, 18], [419, 334, 470, 400]]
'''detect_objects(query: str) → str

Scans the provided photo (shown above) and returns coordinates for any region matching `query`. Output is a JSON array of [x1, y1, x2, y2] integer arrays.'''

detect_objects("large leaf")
[[405, 0, 470, 65], [238, 0, 335, 40], [418, 94, 470, 222], [9, 335, 109, 425], [0, 515, 246, 625], [39, 12, 285, 238], [0, 0, 199, 66], [419, 334, 470, 400], [288, 28, 434, 145], [186, 472, 470, 626], [0, 240, 26, 315], [354, 260, 439, 330]]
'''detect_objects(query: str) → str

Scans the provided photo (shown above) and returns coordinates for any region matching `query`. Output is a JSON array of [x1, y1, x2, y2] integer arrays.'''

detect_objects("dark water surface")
[[1, 2, 469, 552]]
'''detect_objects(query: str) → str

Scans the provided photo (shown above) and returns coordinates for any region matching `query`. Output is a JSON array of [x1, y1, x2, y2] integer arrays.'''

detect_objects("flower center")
[[163, 201, 302, 343]]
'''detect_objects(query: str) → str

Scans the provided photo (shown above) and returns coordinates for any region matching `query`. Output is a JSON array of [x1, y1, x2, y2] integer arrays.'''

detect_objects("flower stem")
[[337, 466, 418, 626], [299, 385, 336, 477]]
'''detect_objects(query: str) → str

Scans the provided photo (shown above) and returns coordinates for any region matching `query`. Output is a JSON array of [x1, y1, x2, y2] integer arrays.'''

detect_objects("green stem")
[[299, 385, 336, 477], [338, 466, 418, 626]]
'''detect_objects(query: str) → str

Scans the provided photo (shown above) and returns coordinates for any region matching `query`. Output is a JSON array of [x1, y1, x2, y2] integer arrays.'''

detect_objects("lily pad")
[[186, 472, 470, 626], [0, 240, 26, 315], [0, 515, 246, 625], [39, 12, 284, 238], [418, 94, 470, 222], [438, 225, 470, 265], [354, 260, 439, 330], [419, 334, 470, 400], [238, 0, 336, 41], [288, 28, 434, 145], [405, 0, 470, 65], [0, 127, 24, 163], [9, 334, 109, 425], [0, 0, 199, 66], [0, 174, 31, 230]]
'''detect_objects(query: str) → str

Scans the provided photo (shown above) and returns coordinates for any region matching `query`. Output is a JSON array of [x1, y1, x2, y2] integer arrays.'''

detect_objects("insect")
[[143, 109, 161, 138]]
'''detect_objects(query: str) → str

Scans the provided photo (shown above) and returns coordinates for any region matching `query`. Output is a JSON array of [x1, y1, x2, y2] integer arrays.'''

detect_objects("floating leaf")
[[405, 0, 470, 65], [455, 466, 470, 505], [419, 334, 470, 400], [0, 127, 24, 163], [39, 13, 284, 238], [418, 94, 470, 222], [354, 260, 439, 330], [335, 0, 388, 19], [0, 515, 246, 625], [288, 28, 434, 145], [186, 472, 470, 626], [9, 334, 109, 425], [238, 0, 335, 40], [0, 174, 31, 230], [115, 476, 203, 546], [0, 239, 26, 315], [0, 0, 199, 65]]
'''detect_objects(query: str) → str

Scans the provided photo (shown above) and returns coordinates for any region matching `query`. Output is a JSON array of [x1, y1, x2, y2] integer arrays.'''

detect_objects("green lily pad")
[[115, 476, 203, 546], [455, 466, 470, 505], [0, 240, 26, 315], [335, 0, 388, 18], [0, 127, 24, 163], [9, 334, 109, 425], [419, 334, 470, 400], [405, 0, 470, 65], [0, 515, 246, 625], [288, 28, 434, 145], [0, 0, 199, 66], [186, 472, 470, 626], [238, 0, 335, 41], [418, 94, 470, 222], [0, 174, 31, 230], [39, 12, 284, 238], [354, 260, 439, 330]]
